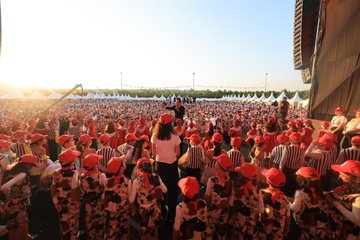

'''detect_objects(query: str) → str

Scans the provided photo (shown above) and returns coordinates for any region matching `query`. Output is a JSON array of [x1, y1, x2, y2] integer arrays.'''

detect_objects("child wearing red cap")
[[263, 119, 278, 159], [76, 134, 96, 170], [116, 119, 127, 147], [124, 138, 150, 179], [47, 120, 60, 162], [331, 107, 347, 144], [227, 137, 245, 173], [68, 118, 82, 144], [183, 134, 205, 183], [245, 124, 260, 150], [301, 120, 315, 151], [79, 154, 107, 240], [228, 119, 242, 138], [117, 133, 137, 156], [324, 160, 360, 239], [250, 136, 266, 169], [259, 168, 290, 240], [9, 130, 31, 158], [173, 177, 207, 240], [51, 149, 81, 240], [135, 117, 150, 138], [104, 121, 120, 150], [1, 154, 37, 240], [103, 156, 132, 240], [204, 154, 232, 240], [270, 134, 289, 168], [228, 163, 264, 239], [202, 133, 227, 184], [318, 121, 331, 140], [290, 167, 329, 239], [336, 136, 360, 164], [96, 134, 116, 173], [201, 122, 215, 152], [129, 158, 167, 240], [0, 140, 16, 182]]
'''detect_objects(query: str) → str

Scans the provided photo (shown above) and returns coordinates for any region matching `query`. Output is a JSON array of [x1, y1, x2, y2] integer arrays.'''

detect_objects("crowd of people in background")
[[0, 96, 359, 240]]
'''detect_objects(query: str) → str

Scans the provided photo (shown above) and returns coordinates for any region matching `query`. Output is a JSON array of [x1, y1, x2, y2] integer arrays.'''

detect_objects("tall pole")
[[265, 73, 268, 93], [193, 72, 195, 90], [120, 72, 123, 90]]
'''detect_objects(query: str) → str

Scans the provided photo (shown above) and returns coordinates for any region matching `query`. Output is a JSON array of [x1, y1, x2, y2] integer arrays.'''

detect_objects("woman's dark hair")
[[105, 123, 116, 134], [1, 162, 30, 185], [233, 172, 250, 189], [183, 194, 198, 203], [265, 122, 277, 133], [213, 142, 223, 157], [30, 140, 42, 148], [153, 122, 176, 141], [132, 139, 146, 159], [207, 125, 214, 136], [296, 175, 324, 200]]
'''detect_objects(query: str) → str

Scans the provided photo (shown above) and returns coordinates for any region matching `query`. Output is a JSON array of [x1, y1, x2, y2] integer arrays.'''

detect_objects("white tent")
[[47, 92, 62, 99], [244, 94, 252, 101], [159, 95, 166, 101], [27, 90, 46, 99], [98, 93, 107, 99], [266, 92, 276, 102], [258, 93, 267, 102], [276, 91, 289, 102], [85, 92, 95, 99], [1, 91, 26, 99], [250, 93, 259, 101], [289, 91, 304, 104], [240, 94, 246, 101], [300, 99, 309, 107]]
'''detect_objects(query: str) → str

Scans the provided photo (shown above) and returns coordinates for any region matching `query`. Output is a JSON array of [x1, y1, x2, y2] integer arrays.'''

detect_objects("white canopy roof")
[[289, 91, 304, 103], [258, 93, 267, 101], [276, 91, 289, 102], [250, 93, 259, 101], [266, 92, 276, 102]]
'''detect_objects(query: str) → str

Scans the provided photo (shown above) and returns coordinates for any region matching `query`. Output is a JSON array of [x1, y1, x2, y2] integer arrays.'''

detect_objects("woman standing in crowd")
[[331, 106, 347, 149], [129, 158, 167, 240], [124, 138, 150, 179], [79, 154, 106, 240], [151, 113, 181, 221], [51, 149, 81, 240], [259, 168, 290, 240], [204, 154, 232, 240], [104, 156, 131, 240], [1, 154, 38, 240], [325, 160, 360, 239], [173, 177, 207, 240], [228, 162, 264, 239], [342, 109, 360, 148], [290, 167, 329, 239]]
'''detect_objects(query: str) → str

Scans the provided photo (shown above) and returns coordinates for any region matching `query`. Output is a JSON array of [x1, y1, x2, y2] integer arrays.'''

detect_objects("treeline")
[[60, 89, 310, 99]]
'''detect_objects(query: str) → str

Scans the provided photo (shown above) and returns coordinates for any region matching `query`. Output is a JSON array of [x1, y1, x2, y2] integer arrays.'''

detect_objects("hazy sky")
[[0, 0, 310, 91]]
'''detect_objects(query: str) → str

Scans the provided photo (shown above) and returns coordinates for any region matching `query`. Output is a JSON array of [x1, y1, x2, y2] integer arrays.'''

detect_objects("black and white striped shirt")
[[280, 144, 304, 170], [271, 144, 286, 165], [97, 147, 116, 172], [185, 145, 205, 169], [308, 151, 332, 176], [336, 147, 360, 164], [10, 143, 27, 158], [227, 149, 244, 172]]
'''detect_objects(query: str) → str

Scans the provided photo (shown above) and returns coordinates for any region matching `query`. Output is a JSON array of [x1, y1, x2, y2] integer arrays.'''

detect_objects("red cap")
[[0, 134, 10, 141], [19, 154, 38, 166], [190, 134, 201, 143], [59, 135, 74, 146], [303, 119, 312, 125], [188, 121, 195, 128], [99, 133, 110, 144], [151, 119, 158, 127], [296, 167, 320, 180], [268, 118, 276, 123], [248, 129, 258, 136], [230, 137, 242, 148], [289, 133, 302, 143], [250, 121, 257, 127], [261, 168, 286, 187], [71, 118, 79, 125], [212, 132, 223, 143], [331, 160, 360, 178], [136, 158, 151, 167], [0, 140, 12, 148], [118, 119, 126, 126], [125, 133, 138, 142], [30, 133, 46, 144], [276, 134, 289, 144], [254, 136, 265, 144], [208, 122, 214, 128], [318, 137, 334, 149], [351, 136, 360, 145], [295, 119, 302, 125], [228, 129, 236, 138], [321, 121, 330, 128], [83, 154, 103, 169], [233, 119, 240, 125], [336, 106, 345, 113], [178, 177, 200, 199], [107, 156, 126, 174], [321, 133, 337, 142], [213, 154, 232, 170], [139, 135, 150, 143], [139, 117, 147, 124], [287, 121, 296, 127], [129, 120, 137, 126], [176, 118, 183, 124], [79, 134, 92, 144], [58, 149, 81, 164], [160, 113, 172, 125], [12, 130, 28, 137], [234, 162, 257, 179]]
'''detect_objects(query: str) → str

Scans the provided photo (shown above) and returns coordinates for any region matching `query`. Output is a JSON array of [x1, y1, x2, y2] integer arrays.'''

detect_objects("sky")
[[0, 0, 310, 91]]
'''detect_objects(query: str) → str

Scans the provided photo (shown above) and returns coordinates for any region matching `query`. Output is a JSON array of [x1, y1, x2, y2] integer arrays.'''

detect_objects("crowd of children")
[[0, 99, 359, 239]]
